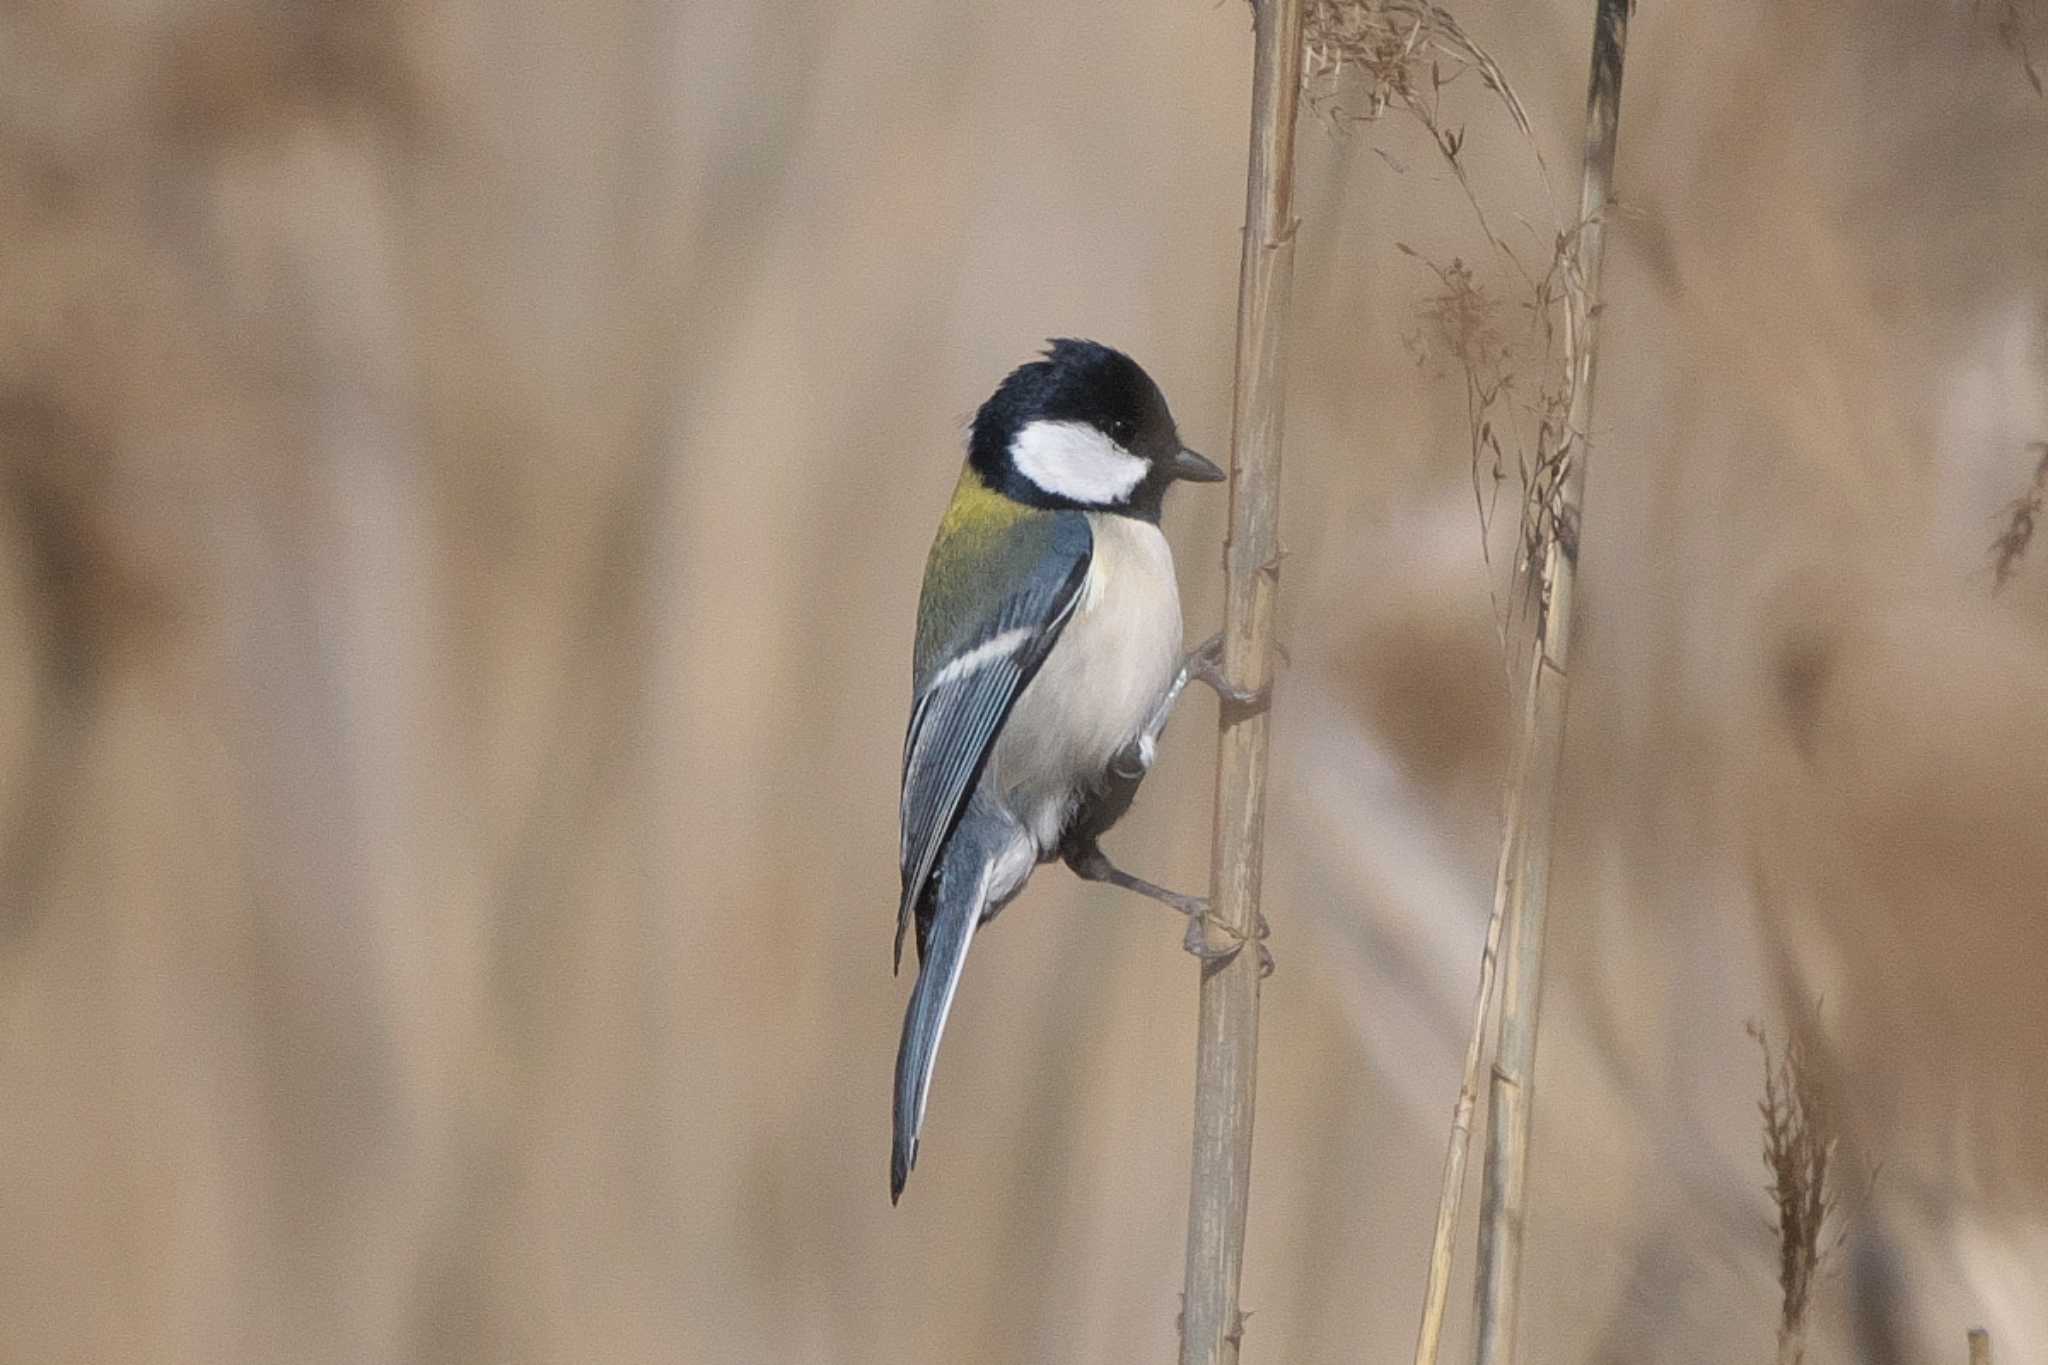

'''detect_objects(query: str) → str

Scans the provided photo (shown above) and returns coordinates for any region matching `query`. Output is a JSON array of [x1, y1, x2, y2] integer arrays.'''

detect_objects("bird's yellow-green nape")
[[913, 464, 1069, 687], [935, 461, 1032, 543]]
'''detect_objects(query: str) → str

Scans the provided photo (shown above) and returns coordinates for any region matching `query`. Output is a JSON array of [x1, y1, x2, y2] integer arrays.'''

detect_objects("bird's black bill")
[[1171, 447, 1226, 483]]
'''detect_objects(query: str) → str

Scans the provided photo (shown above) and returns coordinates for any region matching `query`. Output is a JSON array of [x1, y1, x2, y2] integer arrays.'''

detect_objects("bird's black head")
[[966, 338, 1223, 520]]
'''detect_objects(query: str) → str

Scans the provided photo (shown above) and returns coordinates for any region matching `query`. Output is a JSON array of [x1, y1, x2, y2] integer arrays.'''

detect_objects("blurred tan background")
[[3, 0, 2046, 1361]]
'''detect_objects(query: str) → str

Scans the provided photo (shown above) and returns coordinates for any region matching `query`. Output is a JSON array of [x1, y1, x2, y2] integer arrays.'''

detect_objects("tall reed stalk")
[[1179, 0, 1304, 1360], [1469, 2, 1631, 1362]]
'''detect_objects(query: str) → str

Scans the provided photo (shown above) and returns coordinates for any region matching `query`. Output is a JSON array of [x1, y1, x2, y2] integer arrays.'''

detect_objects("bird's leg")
[[1068, 637, 1278, 974], [1185, 631, 1272, 715], [1063, 837, 1273, 976], [1132, 658, 1193, 770], [1064, 837, 1204, 918], [1119, 634, 1273, 788]]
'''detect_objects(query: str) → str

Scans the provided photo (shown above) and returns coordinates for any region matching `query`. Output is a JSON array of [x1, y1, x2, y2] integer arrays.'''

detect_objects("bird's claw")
[[1063, 837, 1273, 976], [1180, 906, 1235, 961], [1186, 632, 1272, 715], [1179, 900, 1275, 977]]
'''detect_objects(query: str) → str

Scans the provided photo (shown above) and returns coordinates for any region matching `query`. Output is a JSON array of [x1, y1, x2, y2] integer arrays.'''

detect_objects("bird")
[[891, 338, 1261, 1203]]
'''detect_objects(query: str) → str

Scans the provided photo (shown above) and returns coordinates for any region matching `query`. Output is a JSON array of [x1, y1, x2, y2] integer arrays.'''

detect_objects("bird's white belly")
[[989, 513, 1183, 853]]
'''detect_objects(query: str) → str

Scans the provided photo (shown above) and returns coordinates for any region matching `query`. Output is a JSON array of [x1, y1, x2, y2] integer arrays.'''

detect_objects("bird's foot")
[[1180, 900, 1275, 978], [1186, 632, 1272, 715], [1065, 840, 1268, 974]]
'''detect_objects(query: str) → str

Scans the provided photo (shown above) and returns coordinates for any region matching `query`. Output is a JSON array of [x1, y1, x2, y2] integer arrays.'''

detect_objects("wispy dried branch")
[[1304, 0, 1533, 134], [1308, 0, 1586, 671], [1304, 6, 1628, 1364], [1749, 1017, 1844, 1365], [1472, 4, 1630, 1364], [1989, 441, 2048, 590], [1306, 0, 1562, 316], [1303, 0, 1549, 252]]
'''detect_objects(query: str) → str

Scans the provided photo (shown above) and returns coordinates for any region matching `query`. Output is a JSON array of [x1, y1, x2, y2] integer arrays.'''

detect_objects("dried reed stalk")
[[1409, 683, 1534, 1365], [1178, 0, 1304, 1359], [1298, 8, 1569, 1361], [1471, 3, 1631, 1363]]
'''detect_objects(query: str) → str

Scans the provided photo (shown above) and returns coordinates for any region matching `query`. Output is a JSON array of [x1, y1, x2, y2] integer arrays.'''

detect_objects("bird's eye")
[[1110, 419, 1135, 443]]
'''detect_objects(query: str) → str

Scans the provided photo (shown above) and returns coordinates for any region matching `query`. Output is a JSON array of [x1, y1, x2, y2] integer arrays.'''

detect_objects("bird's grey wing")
[[896, 510, 1091, 970]]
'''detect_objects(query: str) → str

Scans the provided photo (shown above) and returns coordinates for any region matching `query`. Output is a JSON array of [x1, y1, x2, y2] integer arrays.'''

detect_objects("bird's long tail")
[[891, 870, 979, 1204], [893, 802, 1024, 1203]]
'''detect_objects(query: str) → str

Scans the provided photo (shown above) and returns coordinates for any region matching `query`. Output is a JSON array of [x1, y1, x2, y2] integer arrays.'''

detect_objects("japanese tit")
[[891, 338, 1233, 1203]]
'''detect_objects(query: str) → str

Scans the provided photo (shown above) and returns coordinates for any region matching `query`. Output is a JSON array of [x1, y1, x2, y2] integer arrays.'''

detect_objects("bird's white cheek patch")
[[1010, 420, 1147, 504]]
